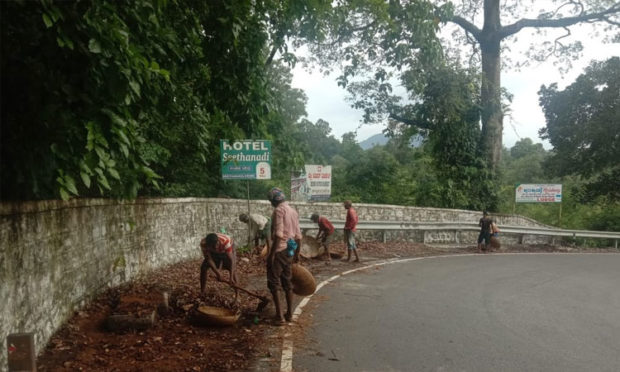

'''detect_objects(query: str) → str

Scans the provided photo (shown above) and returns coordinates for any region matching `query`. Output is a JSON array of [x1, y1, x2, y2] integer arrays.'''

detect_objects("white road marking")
[[278, 252, 617, 371], [279, 254, 476, 371]]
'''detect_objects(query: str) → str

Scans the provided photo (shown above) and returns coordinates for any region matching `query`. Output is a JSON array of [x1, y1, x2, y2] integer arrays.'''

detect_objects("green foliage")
[[296, 63, 498, 211], [419, 65, 497, 211], [496, 139, 617, 232], [539, 57, 620, 201], [500, 139, 549, 185], [341, 146, 400, 204], [293, 119, 342, 165], [298, 0, 619, 173], [2, 1, 617, 236], [236, 244, 253, 255], [1, 0, 308, 200]]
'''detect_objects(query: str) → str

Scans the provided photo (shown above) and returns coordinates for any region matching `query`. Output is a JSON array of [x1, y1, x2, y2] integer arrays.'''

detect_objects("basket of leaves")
[[291, 264, 316, 296]]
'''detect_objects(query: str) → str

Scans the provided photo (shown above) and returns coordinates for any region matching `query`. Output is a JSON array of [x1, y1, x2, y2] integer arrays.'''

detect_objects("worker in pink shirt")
[[267, 187, 302, 325], [343, 200, 360, 262]]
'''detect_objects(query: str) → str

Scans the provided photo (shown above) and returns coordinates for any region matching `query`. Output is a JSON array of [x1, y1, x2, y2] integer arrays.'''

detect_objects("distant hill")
[[359, 133, 424, 150], [359, 133, 389, 149]]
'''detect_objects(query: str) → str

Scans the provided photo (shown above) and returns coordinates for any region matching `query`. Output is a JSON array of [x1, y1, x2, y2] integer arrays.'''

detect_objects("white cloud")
[[292, 66, 384, 141], [292, 24, 619, 149]]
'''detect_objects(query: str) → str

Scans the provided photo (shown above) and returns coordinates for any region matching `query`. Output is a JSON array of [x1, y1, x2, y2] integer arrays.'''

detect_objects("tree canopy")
[[1, 0, 308, 200], [1, 1, 618, 234], [299, 0, 619, 171], [539, 57, 620, 201]]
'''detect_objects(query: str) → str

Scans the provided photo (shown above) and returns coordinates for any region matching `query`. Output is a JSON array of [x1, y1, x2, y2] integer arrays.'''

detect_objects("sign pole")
[[246, 180, 250, 213], [558, 202, 562, 227], [247, 180, 251, 248], [513, 184, 518, 215], [219, 139, 272, 248]]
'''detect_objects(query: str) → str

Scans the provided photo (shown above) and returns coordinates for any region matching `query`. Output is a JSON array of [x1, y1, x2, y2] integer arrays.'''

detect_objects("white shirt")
[[248, 213, 268, 237]]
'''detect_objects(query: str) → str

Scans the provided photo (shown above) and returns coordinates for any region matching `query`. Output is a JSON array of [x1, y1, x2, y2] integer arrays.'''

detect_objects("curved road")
[[292, 254, 620, 372]]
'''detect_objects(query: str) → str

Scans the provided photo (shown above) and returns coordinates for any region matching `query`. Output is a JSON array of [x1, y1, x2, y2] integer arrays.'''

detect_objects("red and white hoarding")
[[515, 184, 562, 203]]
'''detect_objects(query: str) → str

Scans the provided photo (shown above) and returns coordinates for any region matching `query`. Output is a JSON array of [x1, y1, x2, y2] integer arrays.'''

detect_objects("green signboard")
[[220, 139, 271, 180]]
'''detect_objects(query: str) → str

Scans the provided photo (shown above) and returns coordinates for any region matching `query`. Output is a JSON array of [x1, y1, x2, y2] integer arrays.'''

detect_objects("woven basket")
[[291, 264, 316, 296], [191, 305, 239, 327], [300, 236, 323, 258], [490, 236, 501, 249]]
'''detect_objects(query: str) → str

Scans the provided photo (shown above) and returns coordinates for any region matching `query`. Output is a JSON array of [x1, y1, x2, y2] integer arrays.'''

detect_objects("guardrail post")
[[382, 230, 386, 243], [615, 239, 618, 249]]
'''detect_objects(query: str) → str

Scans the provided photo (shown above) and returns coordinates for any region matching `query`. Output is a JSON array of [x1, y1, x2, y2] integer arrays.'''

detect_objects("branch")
[[542, 27, 573, 60], [500, 4, 620, 38], [548, 1, 585, 18], [603, 15, 620, 27], [265, 43, 280, 67], [388, 113, 432, 130], [464, 30, 480, 65], [310, 20, 378, 48], [450, 15, 482, 41], [265, 10, 288, 67]]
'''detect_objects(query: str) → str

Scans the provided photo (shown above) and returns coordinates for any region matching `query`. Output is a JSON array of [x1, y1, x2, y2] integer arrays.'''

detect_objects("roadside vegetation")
[[2, 1, 618, 232]]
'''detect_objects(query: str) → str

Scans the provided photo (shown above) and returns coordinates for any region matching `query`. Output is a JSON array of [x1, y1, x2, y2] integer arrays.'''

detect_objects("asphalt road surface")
[[293, 254, 620, 372]]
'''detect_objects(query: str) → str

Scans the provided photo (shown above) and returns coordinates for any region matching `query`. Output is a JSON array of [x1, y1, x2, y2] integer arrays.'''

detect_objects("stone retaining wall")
[[0, 197, 550, 367], [1, 198, 207, 368]]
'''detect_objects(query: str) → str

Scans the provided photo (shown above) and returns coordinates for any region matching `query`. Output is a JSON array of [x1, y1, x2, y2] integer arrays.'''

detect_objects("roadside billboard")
[[291, 165, 332, 201], [220, 139, 271, 180], [515, 184, 562, 203]]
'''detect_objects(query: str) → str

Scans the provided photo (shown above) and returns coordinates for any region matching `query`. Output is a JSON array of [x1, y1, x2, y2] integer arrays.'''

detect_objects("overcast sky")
[[291, 26, 619, 149]]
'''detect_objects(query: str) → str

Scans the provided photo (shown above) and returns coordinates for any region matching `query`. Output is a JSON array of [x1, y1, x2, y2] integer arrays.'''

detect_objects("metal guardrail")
[[300, 219, 620, 247]]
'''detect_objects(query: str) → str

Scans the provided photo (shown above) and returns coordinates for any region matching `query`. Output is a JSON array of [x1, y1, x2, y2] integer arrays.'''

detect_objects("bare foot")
[[273, 317, 286, 326]]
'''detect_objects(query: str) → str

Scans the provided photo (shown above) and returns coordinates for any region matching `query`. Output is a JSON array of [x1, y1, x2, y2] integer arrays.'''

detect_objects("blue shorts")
[[345, 230, 357, 250]]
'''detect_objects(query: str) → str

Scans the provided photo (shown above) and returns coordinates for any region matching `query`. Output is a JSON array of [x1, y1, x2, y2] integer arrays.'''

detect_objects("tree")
[[446, 0, 619, 170], [538, 57, 620, 201], [500, 138, 548, 186], [299, 0, 619, 171], [509, 138, 546, 160], [0, 0, 314, 200], [343, 146, 401, 204], [293, 119, 342, 164]]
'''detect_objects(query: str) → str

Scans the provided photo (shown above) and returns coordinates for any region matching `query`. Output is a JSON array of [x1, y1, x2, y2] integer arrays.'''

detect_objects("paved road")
[[293, 254, 620, 372]]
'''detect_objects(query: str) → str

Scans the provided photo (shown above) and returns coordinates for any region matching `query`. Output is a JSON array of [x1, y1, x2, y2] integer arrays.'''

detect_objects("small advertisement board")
[[515, 184, 562, 203], [291, 165, 332, 201], [220, 140, 271, 180]]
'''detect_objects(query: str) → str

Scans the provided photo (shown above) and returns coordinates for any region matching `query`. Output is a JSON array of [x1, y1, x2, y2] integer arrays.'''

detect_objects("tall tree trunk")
[[480, 41, 502, 171], [480, 0, 503, 171], [448, 0, 619, 171]]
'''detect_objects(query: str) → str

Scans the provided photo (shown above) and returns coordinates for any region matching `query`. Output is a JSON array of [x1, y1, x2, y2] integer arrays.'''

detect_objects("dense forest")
[[1, 1, 618, 231]]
